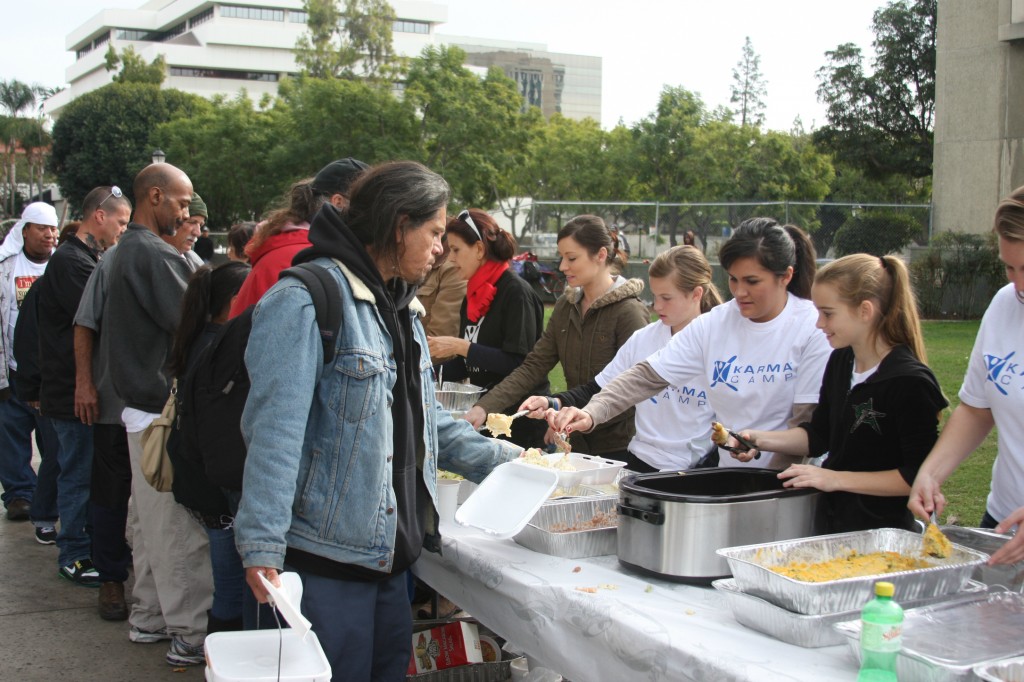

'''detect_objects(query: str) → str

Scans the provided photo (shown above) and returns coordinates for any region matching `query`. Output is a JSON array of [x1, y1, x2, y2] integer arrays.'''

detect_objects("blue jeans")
[[0, 395, 58, 515], [51, 419, 94, 567], [206, 526, 244, 623], [298, 569, 412, 682]]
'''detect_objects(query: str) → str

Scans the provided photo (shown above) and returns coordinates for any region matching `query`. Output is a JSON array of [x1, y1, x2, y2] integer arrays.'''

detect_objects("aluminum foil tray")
[[717, 528, 989, 615], [407, 651, 524, 681], [435, 382, 486, 411], [834, 591, 1024, 682], [513, 496, 617, 559], [940, 526, 1024, 592], [975, 655, 1024, 682], [712, 578, 988, 649]]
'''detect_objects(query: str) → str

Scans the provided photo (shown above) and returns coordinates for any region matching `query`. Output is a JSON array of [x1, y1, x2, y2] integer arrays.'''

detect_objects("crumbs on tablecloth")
[[572, 566, 582, 573], [685, 609, 696, 615], [575, 584, 617, 594], [576, 586, 598, 594], [644, 585, 653, 593]]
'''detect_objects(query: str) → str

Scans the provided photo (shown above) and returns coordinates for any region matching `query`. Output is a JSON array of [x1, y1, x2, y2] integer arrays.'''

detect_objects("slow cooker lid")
[[620, 467, 818, 503]]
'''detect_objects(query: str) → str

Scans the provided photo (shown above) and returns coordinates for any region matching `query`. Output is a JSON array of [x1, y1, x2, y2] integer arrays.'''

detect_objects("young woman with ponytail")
[[167, 260, 251, 632], [521, 245, 722, 471], [730, 253, 947, 533]]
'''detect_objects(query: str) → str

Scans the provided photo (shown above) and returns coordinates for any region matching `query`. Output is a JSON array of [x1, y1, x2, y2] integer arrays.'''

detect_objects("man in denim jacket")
[[235, 161, 519, 681]]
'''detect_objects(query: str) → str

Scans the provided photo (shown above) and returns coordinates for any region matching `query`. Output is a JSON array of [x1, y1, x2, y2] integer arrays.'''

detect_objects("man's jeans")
[[51, 418, 94, 567], [206, 526, 244, 624], [0, 395, 59, 524]]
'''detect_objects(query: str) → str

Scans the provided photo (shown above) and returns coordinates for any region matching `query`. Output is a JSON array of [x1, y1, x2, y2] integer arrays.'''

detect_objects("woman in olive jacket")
[[465, 215, 648, 458]]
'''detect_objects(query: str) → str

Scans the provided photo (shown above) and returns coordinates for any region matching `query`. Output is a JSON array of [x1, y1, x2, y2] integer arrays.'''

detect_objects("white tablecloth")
[[413, 522, 859, 682]]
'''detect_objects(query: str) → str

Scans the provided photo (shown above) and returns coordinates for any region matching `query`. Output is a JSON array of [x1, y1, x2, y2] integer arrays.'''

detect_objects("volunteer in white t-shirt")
[[519, 245, 724, 471], [910, 185, 1024, 566], [551, 218, 831, 471]]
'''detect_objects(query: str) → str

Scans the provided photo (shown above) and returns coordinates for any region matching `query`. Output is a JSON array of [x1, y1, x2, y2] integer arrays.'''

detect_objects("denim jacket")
[[234, 257, 520, 573]]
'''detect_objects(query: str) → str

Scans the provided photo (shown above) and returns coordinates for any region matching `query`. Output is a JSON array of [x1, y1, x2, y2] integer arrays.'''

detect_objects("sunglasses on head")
[[98, 185, 123, 209], [458, 209, 482, 242]]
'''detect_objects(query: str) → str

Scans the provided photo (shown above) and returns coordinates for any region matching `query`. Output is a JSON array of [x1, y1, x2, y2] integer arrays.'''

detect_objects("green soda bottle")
[[857, 581, 903, 682]]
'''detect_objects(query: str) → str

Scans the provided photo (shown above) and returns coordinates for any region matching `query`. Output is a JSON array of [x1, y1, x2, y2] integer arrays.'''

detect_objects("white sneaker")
[[129, 625, 171, 643]]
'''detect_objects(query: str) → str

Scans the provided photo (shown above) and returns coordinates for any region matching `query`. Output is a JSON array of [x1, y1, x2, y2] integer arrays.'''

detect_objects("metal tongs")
[[719, 427, 761, 460]]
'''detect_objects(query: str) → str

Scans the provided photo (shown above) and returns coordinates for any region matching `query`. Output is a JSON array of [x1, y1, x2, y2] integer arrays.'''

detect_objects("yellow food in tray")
[[520, 448, 575, 471], [768, 550, 932, 582], [923, 522, 953, 558]]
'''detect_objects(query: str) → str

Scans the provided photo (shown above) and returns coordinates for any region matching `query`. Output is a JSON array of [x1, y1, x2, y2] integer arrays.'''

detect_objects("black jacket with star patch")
[[799, 344, 947, 533]]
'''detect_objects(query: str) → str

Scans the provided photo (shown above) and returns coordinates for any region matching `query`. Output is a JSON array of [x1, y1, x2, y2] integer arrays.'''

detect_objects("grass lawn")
[[542, 306, 994, 527]]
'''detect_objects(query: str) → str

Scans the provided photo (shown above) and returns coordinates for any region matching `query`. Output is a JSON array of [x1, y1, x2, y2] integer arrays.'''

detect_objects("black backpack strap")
[[279, 263, 342, 364]]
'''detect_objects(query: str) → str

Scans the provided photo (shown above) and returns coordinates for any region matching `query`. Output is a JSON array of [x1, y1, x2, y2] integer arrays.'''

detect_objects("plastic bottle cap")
[[875, 581, 895, 597]]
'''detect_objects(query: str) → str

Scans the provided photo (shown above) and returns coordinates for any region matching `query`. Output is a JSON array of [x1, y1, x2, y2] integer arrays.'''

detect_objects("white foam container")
[[204, 630, 331, 682], [455, 461, 559, 538], [511, 453, 626, 489]]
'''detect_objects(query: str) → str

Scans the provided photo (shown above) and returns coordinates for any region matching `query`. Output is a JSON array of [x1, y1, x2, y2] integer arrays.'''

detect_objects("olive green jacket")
[[476, 276, 649, 456]]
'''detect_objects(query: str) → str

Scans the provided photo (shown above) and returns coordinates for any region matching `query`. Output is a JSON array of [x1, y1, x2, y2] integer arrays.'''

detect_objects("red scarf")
[[466, 260, 509, 323]]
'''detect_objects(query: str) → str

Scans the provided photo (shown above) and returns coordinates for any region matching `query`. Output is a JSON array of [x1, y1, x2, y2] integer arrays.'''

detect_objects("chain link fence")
[[518, 200, 933, 262]]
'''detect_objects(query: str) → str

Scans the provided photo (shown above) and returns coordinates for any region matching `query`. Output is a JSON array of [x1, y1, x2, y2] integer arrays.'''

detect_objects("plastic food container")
[[514, 496, 618, 559], [205, 630, 331, 682], [834, 591, 1024, 682], [975, 655, 1024, 682], [511, 453, 626, 490], [455, 461, 559, 538], [712, 578, 988, 649], [718, 528, 988, 614]]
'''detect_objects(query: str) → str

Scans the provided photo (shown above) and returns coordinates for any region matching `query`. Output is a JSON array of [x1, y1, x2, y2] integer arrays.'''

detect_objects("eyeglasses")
[[458, 209, 482, 242], [98, 185, 122, 209]]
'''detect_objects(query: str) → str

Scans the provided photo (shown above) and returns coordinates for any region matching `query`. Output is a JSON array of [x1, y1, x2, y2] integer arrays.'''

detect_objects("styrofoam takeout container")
[[455, 461, 559, 538], [511, 453, 626, 489]]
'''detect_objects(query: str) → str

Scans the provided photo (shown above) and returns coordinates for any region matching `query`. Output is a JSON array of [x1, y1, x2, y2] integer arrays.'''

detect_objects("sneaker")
[[129, 626, 171, 643], [166, 636, 205, 666], [6, 498, 30, 521], [58, 558, 100, 587], [34, 526, 57, 544]]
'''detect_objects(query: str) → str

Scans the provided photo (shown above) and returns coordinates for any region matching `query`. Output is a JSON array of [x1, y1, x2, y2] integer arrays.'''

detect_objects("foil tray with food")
[[514, 496, 618, 559], [717, 528, 989, 615], [834, 591, 1024, 682], [975, 654, 1024, 682], [712, 578, 988, 649], [938, 526, 1024, 592], [512, 451, 626, 490]]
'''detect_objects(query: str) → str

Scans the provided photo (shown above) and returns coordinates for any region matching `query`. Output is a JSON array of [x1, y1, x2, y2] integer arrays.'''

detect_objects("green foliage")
[[910, 231, 1003, 319], [730, 36, 767, 128], [49, 83, 208, 209], [815, 0, 936, 179], [294, 0, 397, 81], [104, 45, 166, 85], [153, 94, 285, 226], [833, 208, 923, 256], [404, 46, 525, 207]]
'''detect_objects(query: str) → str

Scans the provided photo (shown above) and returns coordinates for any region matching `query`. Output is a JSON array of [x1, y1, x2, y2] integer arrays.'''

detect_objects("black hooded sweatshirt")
[[285, 204, 430, 582], [799, 344, 947, 533]]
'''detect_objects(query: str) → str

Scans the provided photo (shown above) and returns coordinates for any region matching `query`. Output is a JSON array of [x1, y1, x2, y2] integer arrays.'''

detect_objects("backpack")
[[177, 263, 343, 490]]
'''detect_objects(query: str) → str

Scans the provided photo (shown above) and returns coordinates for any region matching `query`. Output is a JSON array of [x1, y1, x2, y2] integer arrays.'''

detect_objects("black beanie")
[[311, 157, 369, 197]]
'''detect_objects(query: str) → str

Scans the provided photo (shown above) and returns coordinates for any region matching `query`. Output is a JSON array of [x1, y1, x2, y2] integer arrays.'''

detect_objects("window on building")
[[170, 66, 279, 82], [221, 5, 285, 21], [189, 7, 214, 28], [116, 28, 151, 41], [94, 32, 110, 49], [393, 19, 429, 34], [289, 10, 308, 23], [76, 44, 93, 60], [163, 21, 186, 40]]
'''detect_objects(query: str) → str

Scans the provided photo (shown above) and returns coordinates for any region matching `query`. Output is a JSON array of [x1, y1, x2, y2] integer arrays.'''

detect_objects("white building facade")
[[46, 0, 601, 123]]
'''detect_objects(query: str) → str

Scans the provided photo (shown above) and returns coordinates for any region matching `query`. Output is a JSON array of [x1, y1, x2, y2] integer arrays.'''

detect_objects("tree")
[[833, 208, 923, 256], [104, 44, 166, 85], [815, 0, 936, 179], [154, 95, 286, 226], [730, 37, 767, 128], [49, 83, 208, 210], [404, 45, 525, 207], [294, 0, 397, 81], [0, 79, 39, 214]]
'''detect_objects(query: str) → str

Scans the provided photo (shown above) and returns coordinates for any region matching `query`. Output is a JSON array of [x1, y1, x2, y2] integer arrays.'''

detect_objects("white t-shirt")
[[6, 252, 47, 371], [647, 293, 831, 467], [596, 321, 714, 469], [959, 283, 1024, 522]]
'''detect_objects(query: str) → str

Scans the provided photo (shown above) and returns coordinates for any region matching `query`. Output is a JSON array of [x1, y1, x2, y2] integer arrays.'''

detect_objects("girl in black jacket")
[[733, 254, 947, 532]]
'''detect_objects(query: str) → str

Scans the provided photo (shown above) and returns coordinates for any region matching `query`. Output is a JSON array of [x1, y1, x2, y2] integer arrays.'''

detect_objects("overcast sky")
[[1, 0, 882, 131]]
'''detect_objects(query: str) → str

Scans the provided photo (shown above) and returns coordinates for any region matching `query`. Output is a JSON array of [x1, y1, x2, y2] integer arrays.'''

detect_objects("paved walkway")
[[0, 454, 206, 681]]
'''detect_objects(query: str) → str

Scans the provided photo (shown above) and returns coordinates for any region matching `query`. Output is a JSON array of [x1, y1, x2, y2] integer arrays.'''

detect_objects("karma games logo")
[[711, 355, 796, 392]]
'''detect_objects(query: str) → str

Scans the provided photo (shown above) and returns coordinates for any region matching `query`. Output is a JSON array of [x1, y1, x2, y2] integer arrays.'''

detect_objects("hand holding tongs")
[[720, 427, 760, 460]]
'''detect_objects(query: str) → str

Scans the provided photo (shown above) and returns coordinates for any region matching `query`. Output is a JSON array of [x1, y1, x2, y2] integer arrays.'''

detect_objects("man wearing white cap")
[[0, 202, 59, 522]]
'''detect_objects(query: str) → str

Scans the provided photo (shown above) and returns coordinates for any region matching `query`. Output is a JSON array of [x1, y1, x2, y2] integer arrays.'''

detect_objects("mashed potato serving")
[[767, 550, 932, 582]]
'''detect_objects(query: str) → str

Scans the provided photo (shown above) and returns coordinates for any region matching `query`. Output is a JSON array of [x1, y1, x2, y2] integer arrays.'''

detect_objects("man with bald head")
[[104, 164, 212, 666]]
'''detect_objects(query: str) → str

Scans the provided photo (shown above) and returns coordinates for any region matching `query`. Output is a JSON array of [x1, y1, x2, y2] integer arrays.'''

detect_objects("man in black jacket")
[[36, 186, 130, 589]]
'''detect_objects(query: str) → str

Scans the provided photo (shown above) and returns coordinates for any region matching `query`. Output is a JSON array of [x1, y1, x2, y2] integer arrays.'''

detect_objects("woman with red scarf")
[[427, 209, 547, 448]]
